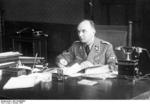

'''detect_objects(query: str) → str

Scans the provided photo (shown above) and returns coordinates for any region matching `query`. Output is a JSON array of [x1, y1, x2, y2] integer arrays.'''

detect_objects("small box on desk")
[[117, 59, 139, 76]]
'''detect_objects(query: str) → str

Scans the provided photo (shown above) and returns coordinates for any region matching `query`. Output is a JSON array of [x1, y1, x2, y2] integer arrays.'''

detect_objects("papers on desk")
[[82, 72, 118, 80], [3, 75, 37, 89], [62, 63, 82, 76], [78, 79, 98, 86], [16, 65, 32, 70], [0, 61, 17, 68], [83, 65, 118, 79], [68, 73, 84, 77], [0, 51, 22, 68], [19, 56, 44, 64], [0, 51, 21, 59], [0, 52, 21, 64], [69, 65, 118, 79], [3, 72, 52, 89], [85, 65, 110, 74], [50, 64, 118, 80]]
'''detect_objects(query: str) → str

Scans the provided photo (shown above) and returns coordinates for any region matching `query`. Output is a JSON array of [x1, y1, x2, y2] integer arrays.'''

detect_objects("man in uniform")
[[56, 19, 117, 74]]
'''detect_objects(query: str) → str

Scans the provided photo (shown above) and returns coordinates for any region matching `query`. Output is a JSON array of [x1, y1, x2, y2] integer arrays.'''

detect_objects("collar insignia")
[[95, 45, 100, 52], [79, 46, 82, 50]]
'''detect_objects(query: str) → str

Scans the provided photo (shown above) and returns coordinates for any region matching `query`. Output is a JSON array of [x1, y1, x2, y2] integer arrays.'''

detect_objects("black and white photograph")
[[0, 0, 150, 103]]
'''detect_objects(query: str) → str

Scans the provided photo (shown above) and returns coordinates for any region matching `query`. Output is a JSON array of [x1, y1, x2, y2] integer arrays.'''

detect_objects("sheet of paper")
[[68, 73, 84, 77], [63, 63, 82, 75], [29, 72, 52, 82], [19, 56, 44, 60], [19, 56, 44, 64], [82, 71, 118, 80], [17, 65, 32, 70], [3, 75, 37, 89], [0, 61, 16, 68], [0, 52, 21, 59], [3, 72, 53, 90], [85, 65, 110, 74], [78, 79, 98, 86]]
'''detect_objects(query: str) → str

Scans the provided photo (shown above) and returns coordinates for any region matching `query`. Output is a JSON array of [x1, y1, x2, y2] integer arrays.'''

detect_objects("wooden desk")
[[0, 72, 150, 99]]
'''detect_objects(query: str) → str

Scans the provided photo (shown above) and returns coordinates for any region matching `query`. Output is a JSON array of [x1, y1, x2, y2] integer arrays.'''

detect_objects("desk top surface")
[[0, 71, 150, 99]]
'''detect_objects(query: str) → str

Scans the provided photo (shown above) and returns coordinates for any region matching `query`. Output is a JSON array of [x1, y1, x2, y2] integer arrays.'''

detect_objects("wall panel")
[[2, 0, 84, 24]]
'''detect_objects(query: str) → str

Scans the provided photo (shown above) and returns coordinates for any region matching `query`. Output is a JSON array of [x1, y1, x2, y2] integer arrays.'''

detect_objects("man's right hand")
[[57, 59, 68, 68]]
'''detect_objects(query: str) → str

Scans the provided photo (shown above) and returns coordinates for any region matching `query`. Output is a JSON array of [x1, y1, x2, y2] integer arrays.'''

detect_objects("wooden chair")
[[95, 25, 128, 60]]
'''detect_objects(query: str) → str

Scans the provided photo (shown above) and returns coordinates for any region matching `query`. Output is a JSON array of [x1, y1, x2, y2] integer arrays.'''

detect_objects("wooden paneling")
[[3, 21, 78, 65], [84, 0, 135, 25], [2, 0, 84, 24], [0, 9, 5, 52], [0, 13, 2, 52]]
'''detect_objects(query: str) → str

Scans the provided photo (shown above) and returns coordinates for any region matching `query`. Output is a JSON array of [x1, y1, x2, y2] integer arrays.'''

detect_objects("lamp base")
[[117, 59, 139, 76]]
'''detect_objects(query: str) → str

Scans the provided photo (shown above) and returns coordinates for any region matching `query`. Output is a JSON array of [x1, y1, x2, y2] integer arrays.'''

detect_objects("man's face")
[[77, 21, 95, 44]]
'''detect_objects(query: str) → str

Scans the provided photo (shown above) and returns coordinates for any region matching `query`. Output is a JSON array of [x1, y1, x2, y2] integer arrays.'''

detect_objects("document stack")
[[0, 51, 22, 68], [19, 56, 45, 65]]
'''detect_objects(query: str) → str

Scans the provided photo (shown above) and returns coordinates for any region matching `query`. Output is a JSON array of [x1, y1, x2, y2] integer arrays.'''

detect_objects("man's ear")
[[92, 31, 96, 35], [92, 28, 96, 34], [93, 31, 96, 34]]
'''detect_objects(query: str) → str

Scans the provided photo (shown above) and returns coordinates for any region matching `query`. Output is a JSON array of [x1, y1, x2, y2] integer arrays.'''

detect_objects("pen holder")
[[116, 46, 134, 61], [57, 68, 64, 81], [0, 70, 2, 80]]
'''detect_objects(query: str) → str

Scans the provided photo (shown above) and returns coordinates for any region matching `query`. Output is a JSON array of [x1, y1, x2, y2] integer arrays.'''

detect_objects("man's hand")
[[57, 59, 68, 68], [62, 63, 82, 75]]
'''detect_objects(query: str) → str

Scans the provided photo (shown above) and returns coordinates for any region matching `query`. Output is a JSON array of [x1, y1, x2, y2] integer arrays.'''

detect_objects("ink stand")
[[116, 46, 139, 77]]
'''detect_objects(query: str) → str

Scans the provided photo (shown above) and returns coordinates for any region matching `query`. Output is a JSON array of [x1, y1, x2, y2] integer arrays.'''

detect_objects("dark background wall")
[[0, 0, 150, 66], [2, 0, 84, 24], [1, 0, 84, 65]]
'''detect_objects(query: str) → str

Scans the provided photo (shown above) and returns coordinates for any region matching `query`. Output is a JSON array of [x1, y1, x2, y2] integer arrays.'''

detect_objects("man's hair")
[[79, 19, 96, 33]]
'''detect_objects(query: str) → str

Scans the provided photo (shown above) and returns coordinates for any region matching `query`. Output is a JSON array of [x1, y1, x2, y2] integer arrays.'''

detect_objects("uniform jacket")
[[56, 37, 117, 70]]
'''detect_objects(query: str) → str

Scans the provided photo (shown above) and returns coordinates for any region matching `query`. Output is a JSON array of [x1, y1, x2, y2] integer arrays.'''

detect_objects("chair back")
[[95, 25, 128, 59]]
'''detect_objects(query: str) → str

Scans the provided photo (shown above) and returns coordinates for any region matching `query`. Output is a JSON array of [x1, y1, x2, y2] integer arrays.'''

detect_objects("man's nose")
[[78, 32, 83, 37]]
